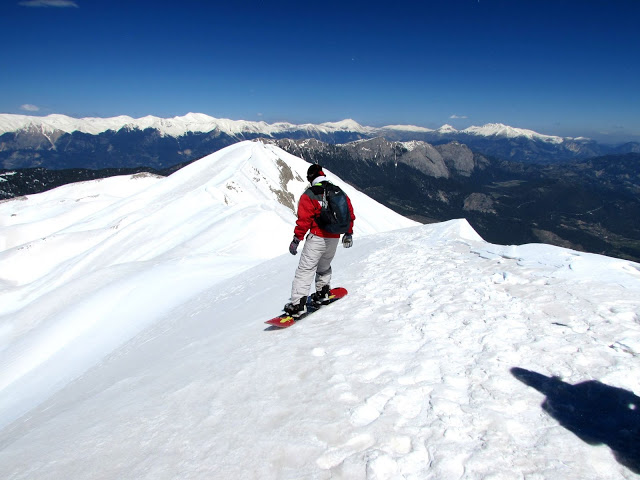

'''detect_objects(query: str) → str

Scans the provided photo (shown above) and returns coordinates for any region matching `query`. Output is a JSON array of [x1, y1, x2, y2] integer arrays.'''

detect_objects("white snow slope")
[[1, 141, 639, 479]]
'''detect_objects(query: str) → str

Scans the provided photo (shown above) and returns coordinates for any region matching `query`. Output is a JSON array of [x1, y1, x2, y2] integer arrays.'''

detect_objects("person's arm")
[[293, 193, 319, 240]]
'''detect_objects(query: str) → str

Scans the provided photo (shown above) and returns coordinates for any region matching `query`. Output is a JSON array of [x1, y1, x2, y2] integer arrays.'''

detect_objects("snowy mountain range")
[[1, 141, 639, 478], [0, 113, 566, 143], [0, 113, 374, 139], [2, 113, 638, 169]]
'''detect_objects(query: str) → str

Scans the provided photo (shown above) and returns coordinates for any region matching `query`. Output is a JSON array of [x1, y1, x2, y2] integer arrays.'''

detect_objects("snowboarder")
[[284, 164, 355, 316]]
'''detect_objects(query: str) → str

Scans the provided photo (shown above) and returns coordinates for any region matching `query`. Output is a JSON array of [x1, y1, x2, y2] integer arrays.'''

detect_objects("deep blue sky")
[[2, 0, 639, 142]]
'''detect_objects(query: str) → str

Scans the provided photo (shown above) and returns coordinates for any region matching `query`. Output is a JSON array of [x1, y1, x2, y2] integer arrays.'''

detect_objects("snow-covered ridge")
[[461, 123, 565, 144], [0, 140, 416, 429], [380, 124, 435, 133], [0, 113, 570, 143], [437, 124, 459, 134], [400, 140, 422, 151]]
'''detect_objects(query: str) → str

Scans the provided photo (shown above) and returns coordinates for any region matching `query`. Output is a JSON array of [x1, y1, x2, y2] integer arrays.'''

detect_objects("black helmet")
[[306, 164, 324, 184]]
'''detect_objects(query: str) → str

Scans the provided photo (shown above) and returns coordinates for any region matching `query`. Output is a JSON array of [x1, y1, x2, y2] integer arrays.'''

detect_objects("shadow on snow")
[[511, 367, 640, 473]]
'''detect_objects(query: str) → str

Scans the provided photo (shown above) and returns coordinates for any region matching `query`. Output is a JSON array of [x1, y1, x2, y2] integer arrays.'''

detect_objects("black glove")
[[342, 234, 353, 248], [289, 236, 300, 255]]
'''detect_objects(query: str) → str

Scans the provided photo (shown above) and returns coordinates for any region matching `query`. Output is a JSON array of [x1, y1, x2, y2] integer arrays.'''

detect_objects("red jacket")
[[294, 182, 355, 240]]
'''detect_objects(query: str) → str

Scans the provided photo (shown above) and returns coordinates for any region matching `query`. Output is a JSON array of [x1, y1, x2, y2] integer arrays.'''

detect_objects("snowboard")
[[265, 287, 348, 329]]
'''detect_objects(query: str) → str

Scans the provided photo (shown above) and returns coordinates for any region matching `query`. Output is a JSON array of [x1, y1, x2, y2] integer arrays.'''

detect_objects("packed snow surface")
[[0, 142, 639, 479]]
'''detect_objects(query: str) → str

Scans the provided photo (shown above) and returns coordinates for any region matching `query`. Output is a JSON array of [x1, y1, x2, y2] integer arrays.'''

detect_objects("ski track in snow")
[[0, 142, 639, 479]]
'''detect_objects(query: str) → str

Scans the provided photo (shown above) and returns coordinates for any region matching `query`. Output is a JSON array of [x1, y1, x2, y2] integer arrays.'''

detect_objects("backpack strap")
[[309, 180, 329, 196], [309, 184, 324, 196]]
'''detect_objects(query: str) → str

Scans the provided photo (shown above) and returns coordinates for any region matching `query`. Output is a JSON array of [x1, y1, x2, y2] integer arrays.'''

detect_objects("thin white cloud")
[[450, 114, 468, 119], [18, 0, 79, 7], [20, 104, 40, 112]]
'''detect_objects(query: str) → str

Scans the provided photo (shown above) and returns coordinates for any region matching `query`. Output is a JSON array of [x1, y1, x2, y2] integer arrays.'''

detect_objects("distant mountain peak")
[[382, 124, 435, 133], [319, 119, 367, 131], [437, 124, 458, 134], [462, 123, 564, 144]]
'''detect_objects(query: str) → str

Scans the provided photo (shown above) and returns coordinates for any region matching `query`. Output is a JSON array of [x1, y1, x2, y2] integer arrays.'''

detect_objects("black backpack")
[[316, 182, 351, 234]]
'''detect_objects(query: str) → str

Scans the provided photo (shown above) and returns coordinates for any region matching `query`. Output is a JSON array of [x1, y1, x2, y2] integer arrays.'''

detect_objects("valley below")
[[2, 135, 639, 263], [275, 139, 640, 263]]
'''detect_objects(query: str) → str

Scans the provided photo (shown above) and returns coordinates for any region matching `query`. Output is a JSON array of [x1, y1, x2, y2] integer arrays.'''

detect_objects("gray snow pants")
[[291, 234, 340, 303]]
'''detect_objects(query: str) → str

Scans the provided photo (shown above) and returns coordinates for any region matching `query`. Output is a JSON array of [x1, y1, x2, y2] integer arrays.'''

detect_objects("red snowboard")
[[265, 287, 348, 329]]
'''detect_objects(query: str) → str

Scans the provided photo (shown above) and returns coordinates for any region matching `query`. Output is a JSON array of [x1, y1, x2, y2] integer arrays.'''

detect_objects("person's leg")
[[290, 234, 326, 303], [315, 237, 340, 292]]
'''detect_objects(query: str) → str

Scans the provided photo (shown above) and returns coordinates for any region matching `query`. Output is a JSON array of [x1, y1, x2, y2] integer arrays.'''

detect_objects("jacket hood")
[[311, 175, 327, 185]]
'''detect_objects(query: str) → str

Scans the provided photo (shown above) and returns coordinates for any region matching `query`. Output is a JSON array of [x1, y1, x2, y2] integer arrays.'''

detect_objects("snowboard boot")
[[284, 296, 307, 318], [310, 285, 331, 307]]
